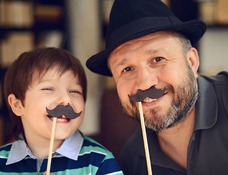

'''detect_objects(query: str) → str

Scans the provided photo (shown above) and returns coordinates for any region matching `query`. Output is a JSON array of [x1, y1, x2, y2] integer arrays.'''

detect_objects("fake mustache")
[[46, 104, 82, 119], [128, 86, 166, 102]]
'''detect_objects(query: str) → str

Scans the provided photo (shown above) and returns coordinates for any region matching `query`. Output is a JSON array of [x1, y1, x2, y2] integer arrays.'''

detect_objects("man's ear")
[[187, 47, 200, 78], [8, 94, 24, 117]]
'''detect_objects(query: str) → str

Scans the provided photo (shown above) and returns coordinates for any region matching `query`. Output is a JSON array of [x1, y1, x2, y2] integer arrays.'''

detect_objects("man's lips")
[[142, 91, 167, 103], [140, 91, 168, 110], [143, 97, 157, 103]]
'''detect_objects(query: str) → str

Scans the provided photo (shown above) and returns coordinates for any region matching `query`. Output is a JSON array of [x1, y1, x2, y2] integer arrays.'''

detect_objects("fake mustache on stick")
[[128, 86, 166, 175], [128, 86, 166, 102], [46, 104, 82, 119]]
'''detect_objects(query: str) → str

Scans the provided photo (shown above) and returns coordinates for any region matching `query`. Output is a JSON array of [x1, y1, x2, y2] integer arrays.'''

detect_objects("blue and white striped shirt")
[[0, 131, 123, 175]]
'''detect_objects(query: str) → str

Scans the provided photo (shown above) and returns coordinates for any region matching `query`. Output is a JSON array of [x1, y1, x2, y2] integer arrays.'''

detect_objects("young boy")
[[0, 47, 123, 175]]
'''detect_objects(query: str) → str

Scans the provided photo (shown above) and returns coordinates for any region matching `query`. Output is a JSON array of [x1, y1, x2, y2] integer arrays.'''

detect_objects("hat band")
[[107, 16, 182, 48]]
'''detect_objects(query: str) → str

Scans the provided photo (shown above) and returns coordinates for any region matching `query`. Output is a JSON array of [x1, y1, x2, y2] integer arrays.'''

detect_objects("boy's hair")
[[3, 47, 87, 140]]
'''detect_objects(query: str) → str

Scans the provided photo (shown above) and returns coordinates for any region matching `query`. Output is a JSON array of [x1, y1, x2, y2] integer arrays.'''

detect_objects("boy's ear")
[[8, 94, 24, 117]]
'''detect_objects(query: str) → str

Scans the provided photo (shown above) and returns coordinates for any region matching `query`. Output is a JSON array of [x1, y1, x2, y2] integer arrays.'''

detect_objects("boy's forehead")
[[32, 68, 76, 82]]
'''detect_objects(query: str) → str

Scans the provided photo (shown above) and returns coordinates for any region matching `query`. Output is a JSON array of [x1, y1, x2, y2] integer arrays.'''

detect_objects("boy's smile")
[[17, 68, 84, 147]]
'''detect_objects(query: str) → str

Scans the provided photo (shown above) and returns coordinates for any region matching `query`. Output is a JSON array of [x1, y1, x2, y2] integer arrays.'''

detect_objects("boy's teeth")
[[57, 118, 68, 122]]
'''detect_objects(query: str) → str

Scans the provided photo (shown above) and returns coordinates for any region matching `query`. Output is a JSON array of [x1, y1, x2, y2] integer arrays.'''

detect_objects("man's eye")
[[122, 67, 132, 73], [153, 57, 164, 63]]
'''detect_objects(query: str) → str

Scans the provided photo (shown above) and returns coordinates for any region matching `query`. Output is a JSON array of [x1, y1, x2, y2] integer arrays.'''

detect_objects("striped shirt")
[[0, 131, 123, 175]]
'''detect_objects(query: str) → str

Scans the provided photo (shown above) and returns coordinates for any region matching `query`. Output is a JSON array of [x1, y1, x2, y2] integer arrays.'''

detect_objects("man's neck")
[[157, 108, 195, 169]]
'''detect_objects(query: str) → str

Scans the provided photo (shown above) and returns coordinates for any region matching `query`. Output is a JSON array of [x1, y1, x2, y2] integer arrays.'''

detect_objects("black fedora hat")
[[86, 0, 207, 76]]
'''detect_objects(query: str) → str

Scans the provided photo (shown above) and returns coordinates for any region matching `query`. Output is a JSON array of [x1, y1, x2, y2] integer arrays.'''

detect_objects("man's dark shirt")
[[120, 72, 228, 175]]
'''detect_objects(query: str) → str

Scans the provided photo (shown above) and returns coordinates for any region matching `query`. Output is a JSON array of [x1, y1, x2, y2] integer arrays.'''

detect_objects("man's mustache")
[[128, 86, 166, 102], [46, 104, 82, 119]]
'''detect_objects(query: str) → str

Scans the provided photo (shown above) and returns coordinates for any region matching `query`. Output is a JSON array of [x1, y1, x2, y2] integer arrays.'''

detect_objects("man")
[[86, 0, 228, 174]]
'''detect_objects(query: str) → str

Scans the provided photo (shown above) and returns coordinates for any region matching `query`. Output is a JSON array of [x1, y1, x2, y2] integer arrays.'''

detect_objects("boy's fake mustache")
[[46, 104, 82, 119], [128, 86, 166, 102]]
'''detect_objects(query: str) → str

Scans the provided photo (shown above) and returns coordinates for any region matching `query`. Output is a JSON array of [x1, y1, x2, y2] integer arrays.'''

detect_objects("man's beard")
[[121, 63, 198, 133]]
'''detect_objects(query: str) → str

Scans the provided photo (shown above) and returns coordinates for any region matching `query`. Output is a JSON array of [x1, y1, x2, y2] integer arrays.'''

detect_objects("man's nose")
[[135, 67, 158, 91]]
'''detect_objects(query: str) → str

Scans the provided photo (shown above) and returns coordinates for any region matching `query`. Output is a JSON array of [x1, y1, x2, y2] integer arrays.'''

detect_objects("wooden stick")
[[46, 117, 57, 175], [137, 102, 153, 175]]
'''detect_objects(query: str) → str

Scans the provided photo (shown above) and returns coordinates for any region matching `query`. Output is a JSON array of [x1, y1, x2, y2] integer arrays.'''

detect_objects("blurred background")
[[0, 0, 228, 162]]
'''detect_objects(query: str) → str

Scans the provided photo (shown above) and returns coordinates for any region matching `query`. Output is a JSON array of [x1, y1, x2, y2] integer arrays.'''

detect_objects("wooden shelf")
[[0, 0, 66, 145], [206, 24, 228, 30]]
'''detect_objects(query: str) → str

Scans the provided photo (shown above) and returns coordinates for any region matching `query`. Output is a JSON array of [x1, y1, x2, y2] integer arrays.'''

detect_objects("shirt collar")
[[6, 139, 33, 165], [6, 131, 83, 165], [147, 130, 185, 172], [56, 131, 83, 160], [194, 76, 218, 131]]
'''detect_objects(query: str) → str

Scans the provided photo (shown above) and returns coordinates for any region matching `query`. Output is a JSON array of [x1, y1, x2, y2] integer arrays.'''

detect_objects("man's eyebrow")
[[111, 57, 129, 70], [146, 48, 166, 54]]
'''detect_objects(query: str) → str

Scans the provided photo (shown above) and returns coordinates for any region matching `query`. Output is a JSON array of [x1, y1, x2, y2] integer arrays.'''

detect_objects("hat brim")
[[86, 17, 206, 76]]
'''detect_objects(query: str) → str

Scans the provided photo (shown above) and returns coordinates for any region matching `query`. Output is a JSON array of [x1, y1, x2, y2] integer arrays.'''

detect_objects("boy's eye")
[[41, 88, 54, 91], [69, 90, 82, 95]]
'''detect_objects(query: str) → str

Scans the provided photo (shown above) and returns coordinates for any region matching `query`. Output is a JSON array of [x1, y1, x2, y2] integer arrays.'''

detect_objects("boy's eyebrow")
[[35, 78, 53, 84]]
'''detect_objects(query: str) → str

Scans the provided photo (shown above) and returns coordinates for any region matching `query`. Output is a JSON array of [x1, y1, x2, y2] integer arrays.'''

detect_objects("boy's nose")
[[57, 91, 71, 106]]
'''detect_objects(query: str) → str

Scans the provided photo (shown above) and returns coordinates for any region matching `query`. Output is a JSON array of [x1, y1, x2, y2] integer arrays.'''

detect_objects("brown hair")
[[4, 47, 87, 140]]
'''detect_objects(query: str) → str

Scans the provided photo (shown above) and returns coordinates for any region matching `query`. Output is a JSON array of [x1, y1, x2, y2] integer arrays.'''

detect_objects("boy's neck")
[[25, 134, 63, 159]]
